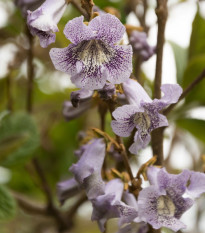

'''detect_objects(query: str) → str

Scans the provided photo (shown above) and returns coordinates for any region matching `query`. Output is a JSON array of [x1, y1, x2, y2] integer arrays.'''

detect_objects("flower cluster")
[[26, 4, 205, 233]]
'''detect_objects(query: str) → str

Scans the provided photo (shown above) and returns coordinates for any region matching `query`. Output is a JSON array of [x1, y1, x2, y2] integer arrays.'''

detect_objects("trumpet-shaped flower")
[[27, 0, 67, 48], [111, 79, 182, 154], [50, 14, 132, 90], [70, 139, 106, 200], [138, 166, 194, 231]]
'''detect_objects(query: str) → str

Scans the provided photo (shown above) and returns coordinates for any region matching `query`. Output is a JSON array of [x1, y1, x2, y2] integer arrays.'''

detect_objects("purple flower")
[[111, 79, 182, 154], [57, 178, 79, 205], [137, 166, 194, 231], [91, 179, 124, 232], [186, 171, 205, 198], [129, 31, 156, 61], [27, 0, 67, 48], [70, 139, 106, 200], [50, 14, 132, 90]]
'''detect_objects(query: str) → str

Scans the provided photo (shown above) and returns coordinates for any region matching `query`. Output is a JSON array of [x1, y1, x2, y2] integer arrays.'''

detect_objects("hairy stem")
[[151, 0, 168, 165]]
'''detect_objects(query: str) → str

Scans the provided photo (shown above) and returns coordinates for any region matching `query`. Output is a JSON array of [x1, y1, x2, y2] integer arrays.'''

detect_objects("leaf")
[[189, 10, 205, 59], [182, 55, 205, 104], [0, 112, 40, 166], [169, 41, 188, 85], [0, 185, 16, 220], [176, 118, 205, 144]]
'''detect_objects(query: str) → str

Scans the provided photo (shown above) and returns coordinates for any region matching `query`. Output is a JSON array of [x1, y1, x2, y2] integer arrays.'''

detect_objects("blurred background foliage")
[[0, 0, 205, 232]]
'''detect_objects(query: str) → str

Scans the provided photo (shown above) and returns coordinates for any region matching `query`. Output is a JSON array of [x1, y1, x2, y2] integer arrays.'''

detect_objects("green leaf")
[[169, 41, 188, 85], [0, 112, 40, 166], [182, 55, 205, 104], [176, 118, 205, 143], [189, 10, 205, 59], [0, 185, 16, 220]]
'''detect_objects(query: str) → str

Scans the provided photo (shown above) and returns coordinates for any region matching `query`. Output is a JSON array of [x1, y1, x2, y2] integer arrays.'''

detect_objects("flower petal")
[[123, 79, 152, 106], [57, 178, 79, 204], [64, 16, 94, 44], [106, 45, 133, 85], [112, 105, 140, 122], [111, 120, 135, 137], [138, 186, 186, 231], [91, 179, 124, 232], [69, 139, 106, 185], [186, 171, 205, 198], [147, 166, 161, 186], [89, 13, 125, 45], [129, 131, 151, 154]]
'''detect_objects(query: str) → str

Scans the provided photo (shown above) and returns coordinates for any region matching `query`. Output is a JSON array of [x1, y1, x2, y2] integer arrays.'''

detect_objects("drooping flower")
[[91, 179, 124, 232], [27, 0, 67, 48], [70, 139, 106, 200], [111, 79, 182, 154], [57, 178, 79, 205], [137, 166, 194, 231], [50, 14, 132, 90], [70, 88, 93, 107], [129, 31, 156, 61]]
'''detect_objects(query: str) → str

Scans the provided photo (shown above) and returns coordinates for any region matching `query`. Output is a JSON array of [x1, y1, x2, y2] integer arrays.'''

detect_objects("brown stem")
[[26, 27, 34, 114], [151, 0, 168, 165], [163, 68, 205, 115], [70, 0, 89, 19], [32, 158, 70, 231], [12, 191, 48, 216]]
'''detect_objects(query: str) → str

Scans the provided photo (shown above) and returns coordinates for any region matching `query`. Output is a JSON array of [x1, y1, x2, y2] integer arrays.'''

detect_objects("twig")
[[151, 0, 168, 165], [26, 27, 34, 114], [70, 0, 89, 19], [164, 68, 205, 115], [12, 191, 48, 216]]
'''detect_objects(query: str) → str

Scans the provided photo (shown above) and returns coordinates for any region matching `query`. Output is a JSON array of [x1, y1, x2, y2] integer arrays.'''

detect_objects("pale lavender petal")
[[71, 66, 107, 90], [106, 45, 133, 85], [84, 172, 105, 200], [151, 84, 183, 111], [147, 166, 161, 186], [89, 13, 125, 45], [129, 131, 151, 154], [49, 44, 80, 76], [71, 89, 93, 107], [160, 84, 183, 104], [123, 191, 138, 210], [123, 79, 152, 106], [111, 120, 135, 137], [112, 105, 140, 122], [27, 0, 67, 47], [57, 178, 79, 204], [157, 169, 191, 196], [157, 113, 169, 128], [34, 29, 56, 48], [138, 186, 186, 231], [186, 171, 205, 198], [91, 179, 124, 232], [70, 139, 106, 185], [63, 16, 94, 44], [62, 100, 90, 121]]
